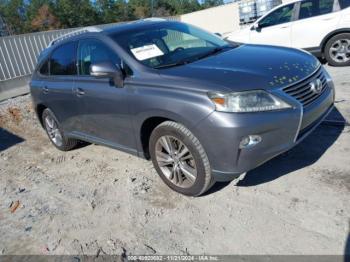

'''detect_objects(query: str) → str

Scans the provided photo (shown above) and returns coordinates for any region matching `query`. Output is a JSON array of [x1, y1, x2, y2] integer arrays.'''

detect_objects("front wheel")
[[324, 33, 350, 67], [149, 121, 214, 196]]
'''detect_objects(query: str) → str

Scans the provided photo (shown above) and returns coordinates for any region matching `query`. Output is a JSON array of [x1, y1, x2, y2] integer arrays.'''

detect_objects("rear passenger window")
[[299, 0, 334, 19], [39, 59, 49, 75], [339, 0, 350, 8], [78, 39, 120, 76], [50, 42, 77, 75]]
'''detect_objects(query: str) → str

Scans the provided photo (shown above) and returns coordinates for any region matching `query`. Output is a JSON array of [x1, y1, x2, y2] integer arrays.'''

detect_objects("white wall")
[[179, 3, 240, 36]]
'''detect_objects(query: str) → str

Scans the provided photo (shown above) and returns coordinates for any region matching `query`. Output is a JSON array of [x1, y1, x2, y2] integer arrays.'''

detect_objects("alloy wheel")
[[155, 135, 197, 188], [44, 115, 63, 147], [329, 39, 350, 63]]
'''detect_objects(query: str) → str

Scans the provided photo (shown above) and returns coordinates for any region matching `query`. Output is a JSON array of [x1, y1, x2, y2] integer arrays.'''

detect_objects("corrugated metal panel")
[[0, 29, 71, 81]]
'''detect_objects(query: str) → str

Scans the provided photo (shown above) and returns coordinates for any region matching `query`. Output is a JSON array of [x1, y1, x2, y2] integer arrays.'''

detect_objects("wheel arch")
[[137, 109, 198, 159], [321, 28, 350, 53], [35, 103, 48, 127], [139, 116, 173, 159]]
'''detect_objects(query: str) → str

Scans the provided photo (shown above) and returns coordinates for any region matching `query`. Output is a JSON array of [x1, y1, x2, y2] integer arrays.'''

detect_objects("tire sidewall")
[[325, 33, 350, 67], [149, 123, 210, 196], [42, 108, 69, 151]]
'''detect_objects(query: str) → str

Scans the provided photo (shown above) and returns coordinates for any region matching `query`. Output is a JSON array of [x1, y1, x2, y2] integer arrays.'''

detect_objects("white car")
[[227, 0, 350, 66]]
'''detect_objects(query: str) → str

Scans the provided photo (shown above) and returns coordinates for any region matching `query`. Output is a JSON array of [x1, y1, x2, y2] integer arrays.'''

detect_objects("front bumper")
[[193, 79, 335, 182]]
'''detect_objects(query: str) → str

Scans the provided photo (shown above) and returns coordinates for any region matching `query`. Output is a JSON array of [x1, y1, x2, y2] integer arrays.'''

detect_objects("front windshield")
[[111, 22, 231, 69]]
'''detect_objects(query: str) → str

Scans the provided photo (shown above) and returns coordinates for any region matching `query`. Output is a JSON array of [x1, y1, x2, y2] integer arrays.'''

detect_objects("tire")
[[324, 33, 350, 67], [149, 121, 214, 196], [42, 108, 78, 151]]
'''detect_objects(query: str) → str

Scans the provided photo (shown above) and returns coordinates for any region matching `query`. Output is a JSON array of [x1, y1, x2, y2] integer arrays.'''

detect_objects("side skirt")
[[67, 131, 144, 158]]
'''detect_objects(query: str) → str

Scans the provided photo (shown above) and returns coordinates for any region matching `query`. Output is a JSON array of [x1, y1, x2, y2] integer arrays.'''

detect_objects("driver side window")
[[259, 3, 295, 28], [78, 39, 120, 76]]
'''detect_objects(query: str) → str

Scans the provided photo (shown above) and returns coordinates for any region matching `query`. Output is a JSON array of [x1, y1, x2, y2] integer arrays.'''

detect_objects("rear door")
[[43, 41, 80, 132], [291, 0, 341, 48], [73, 38, 136, 151], [250, 3, 297, 47]]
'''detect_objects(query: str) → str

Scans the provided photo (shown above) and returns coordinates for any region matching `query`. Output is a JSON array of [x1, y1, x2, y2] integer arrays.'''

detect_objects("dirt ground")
[[0, 66, 349, 256]]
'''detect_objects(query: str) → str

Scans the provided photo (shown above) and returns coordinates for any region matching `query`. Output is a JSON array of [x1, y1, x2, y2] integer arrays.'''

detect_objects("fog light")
[[239, 135, 262, 149]]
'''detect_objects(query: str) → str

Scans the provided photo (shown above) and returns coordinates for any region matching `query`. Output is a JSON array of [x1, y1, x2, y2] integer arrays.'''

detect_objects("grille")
[[283, 68, 328, 107]]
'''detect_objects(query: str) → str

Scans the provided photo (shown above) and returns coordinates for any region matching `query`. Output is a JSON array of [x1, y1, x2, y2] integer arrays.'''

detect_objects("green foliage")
[[1, 0, 25, 34], [95, 0, 133, 24], [55, 0, 98, 28], [201, 0, 225, 8], [0, 0, 227, 35], [24, 0, 53, 32]]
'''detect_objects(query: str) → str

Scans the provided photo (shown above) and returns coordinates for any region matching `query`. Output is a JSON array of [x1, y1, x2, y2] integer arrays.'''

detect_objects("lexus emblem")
[[310, 78, 323, 94]]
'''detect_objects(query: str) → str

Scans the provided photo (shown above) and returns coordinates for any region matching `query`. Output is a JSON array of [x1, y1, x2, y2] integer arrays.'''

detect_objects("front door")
[[74, 38, 136, 152], [250, 3, 296, 47]]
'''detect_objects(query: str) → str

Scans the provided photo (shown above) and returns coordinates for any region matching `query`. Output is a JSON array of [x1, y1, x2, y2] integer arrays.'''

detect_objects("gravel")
[[0, 66, 349, 255]]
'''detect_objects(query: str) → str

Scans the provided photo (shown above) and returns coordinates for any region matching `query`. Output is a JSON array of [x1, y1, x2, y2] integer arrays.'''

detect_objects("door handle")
[[280, 26, 289, 29], [75, 88, 85, 96], [323, 17, 335, 21], [42, 86, 49, 94]]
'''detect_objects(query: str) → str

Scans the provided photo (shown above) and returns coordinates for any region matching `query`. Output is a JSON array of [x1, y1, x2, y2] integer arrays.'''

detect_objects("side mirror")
[[90, 62, 124, 87], [251, 23, 261, 31]]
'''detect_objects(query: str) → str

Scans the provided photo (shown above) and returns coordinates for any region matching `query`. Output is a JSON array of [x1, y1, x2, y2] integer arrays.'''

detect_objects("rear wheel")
[[149, 121, 214, 196], [42, 108, 78, 151], [324, 33, 350, 66]]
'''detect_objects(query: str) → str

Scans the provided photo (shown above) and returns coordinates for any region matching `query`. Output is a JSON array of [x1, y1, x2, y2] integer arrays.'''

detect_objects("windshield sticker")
[[131, 44, 164, 61]]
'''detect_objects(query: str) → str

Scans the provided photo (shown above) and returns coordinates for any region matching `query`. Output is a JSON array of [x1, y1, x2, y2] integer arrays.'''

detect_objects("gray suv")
[[30, 20, 335, 196]]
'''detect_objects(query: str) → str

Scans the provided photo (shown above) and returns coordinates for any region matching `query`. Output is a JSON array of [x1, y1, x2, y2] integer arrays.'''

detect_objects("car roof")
[[47, 18, 174, 48], [103, 19, 177, 36], [36, 18, 176, 64]]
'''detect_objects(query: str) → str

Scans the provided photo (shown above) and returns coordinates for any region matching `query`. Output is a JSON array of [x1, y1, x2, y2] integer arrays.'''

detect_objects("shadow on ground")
[[237, 107, 345, 187], [0, 128, 24, 152]]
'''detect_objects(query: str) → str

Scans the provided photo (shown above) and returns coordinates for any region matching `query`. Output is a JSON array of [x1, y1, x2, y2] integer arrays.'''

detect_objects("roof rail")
[[48, 26, 102, 47], [141, 17, 167, 22]]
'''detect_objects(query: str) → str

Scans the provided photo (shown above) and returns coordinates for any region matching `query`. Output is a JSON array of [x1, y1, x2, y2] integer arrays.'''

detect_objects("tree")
[[24, 0, 57, 31], [0, 0, 227, 35], [201, 0, 224, 9], [0, 0, 25, 34], [128, 0, 150, 19], [96, 0, 117, 23], [95, 0, 131, 24], [31, 4, 60, 31], [55, 0, 98, 28], [167, 0, 201, 15]]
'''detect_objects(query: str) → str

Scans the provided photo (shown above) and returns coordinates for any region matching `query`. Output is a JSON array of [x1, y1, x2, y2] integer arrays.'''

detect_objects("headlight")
[[208, 90, 291, 113]]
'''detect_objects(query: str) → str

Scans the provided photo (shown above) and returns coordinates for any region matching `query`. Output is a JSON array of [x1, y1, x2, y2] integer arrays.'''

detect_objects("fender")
[[320, 28, 350, 52], [134, 108, 214, 158], [305, 28, 350, 58]]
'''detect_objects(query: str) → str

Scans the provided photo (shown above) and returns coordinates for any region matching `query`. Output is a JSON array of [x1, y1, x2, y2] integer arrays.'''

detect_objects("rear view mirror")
[[90, 62, 124, 87]]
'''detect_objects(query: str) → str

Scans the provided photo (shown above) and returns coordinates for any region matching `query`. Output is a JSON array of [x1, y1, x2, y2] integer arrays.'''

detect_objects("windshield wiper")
[[196, 45, 231, 60], [154, 59, 191, 69], [154, 45, 232, 69]]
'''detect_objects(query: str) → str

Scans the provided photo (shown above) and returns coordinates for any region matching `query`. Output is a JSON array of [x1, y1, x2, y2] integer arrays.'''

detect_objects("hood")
[[159, 44, 320, 93]]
